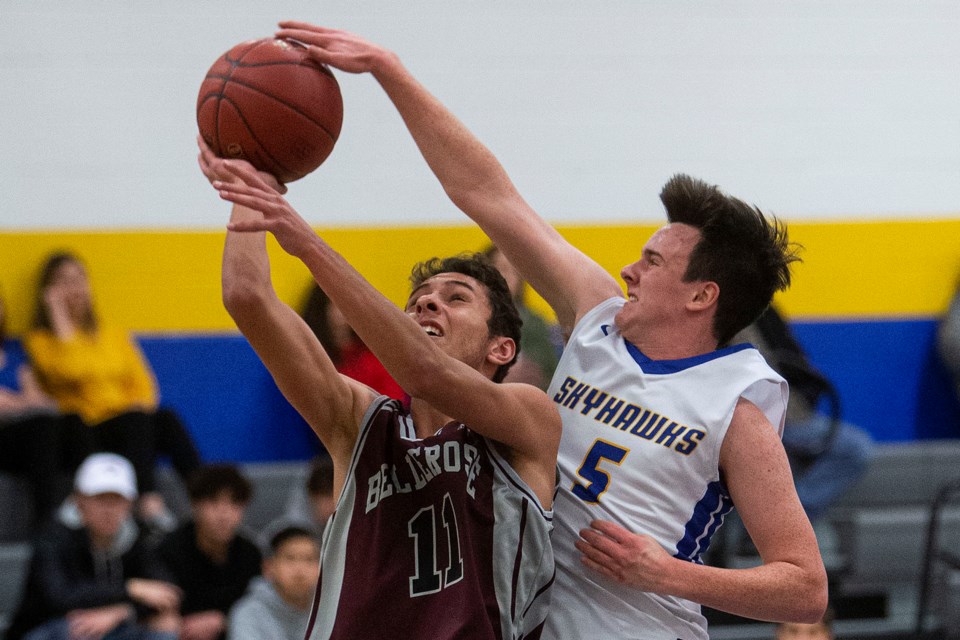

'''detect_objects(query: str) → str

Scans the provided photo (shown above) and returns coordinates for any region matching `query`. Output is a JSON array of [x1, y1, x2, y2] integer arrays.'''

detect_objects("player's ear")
[[688, 281, 719, 312], [487, 336, 516, 368]]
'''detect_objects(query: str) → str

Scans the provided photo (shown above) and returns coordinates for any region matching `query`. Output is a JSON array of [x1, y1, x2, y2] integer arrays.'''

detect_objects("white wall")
[[1, 0, 958, 229]]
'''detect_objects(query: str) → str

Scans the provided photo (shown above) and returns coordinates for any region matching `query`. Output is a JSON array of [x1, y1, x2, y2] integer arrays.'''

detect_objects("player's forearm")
[[660, 557, 827, 623], [221, 204, 274, 318], [300, 239, 452, 395], [370, 53, 520, 224], [370, 53, 619, 328]]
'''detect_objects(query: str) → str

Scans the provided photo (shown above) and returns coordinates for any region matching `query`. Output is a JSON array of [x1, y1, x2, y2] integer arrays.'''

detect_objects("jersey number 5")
[[572, 439, 629, 503], [408, 492, 464, 597]]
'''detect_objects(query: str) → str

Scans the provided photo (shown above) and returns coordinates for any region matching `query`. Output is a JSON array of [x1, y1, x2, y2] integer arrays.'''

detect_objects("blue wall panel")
[[140, 336, 323, 463], [792, 319, 960, 441]]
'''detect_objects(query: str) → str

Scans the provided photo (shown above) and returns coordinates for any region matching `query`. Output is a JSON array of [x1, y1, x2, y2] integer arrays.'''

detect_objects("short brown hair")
[[660, 174, 801, 345]]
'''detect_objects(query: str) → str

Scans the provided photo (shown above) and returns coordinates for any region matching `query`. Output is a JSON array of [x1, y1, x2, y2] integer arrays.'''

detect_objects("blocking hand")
[[275, 22, 391, 75]]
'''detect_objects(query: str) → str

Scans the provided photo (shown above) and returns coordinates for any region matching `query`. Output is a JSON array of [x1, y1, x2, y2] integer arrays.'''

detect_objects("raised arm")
[[213, 162, 561, 504], [200, 139, 372, 463], [275, 23, 622, 333]]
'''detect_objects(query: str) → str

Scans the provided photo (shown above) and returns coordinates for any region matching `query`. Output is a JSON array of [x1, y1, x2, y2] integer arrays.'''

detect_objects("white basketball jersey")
[[544, 297, 787, 640]]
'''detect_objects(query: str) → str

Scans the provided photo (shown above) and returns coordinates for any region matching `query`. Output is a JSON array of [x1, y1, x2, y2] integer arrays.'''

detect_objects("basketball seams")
[[197, 37, 342, 182], [208, 74, 340, 142], [218, 97, 292, 180]]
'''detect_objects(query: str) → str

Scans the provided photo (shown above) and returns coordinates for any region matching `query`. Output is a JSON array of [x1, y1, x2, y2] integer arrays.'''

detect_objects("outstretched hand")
[[575, 520, 673, 592], [275, 21, 392, 75], [197, 135, 286, 194], [213, 162, 319, 260]]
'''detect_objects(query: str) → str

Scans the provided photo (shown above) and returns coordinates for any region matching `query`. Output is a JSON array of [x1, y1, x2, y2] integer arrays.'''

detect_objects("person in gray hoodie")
[[227, 526, 320, 640]]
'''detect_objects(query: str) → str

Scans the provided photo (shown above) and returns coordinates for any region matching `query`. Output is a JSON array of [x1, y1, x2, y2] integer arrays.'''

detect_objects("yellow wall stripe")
[[2, 218, 958, 334]]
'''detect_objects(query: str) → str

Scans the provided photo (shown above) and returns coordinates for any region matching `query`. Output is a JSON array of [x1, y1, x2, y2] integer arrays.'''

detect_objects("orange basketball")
[[197, 38, 343, 183]]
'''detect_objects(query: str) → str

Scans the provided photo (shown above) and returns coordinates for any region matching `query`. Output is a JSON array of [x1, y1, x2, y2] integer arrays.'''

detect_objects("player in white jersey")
[[275, 22, 829, 638], [198, 141, 561, 639]]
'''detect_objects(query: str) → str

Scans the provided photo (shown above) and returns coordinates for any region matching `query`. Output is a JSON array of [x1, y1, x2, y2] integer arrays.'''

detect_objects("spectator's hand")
[[197, 135, 286, 195], [16, 365, 57, 411], [42, 281, 70, 318], [67, 604, 132, 640], [0, 388, 21, 414], [575, 520, 672, 592], [180, 610, 226, 640], [275, 22, 392, 75], [126, 578, 181, 612]]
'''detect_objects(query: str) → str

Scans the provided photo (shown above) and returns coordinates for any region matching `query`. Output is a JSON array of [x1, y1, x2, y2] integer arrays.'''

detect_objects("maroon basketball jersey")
[[304, 397, 555, 639]]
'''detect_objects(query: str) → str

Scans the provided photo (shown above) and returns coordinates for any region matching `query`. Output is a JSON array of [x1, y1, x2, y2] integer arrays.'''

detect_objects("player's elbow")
[[222, 274, 270, 320], [790, 566, 829, 623]]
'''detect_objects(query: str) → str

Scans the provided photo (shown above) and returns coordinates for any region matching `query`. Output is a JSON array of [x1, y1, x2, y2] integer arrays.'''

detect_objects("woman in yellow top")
[[24, 251, 201, 521]]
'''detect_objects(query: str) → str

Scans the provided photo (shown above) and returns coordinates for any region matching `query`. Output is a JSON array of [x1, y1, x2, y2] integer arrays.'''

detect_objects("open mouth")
[[421, 323, 444, 337]]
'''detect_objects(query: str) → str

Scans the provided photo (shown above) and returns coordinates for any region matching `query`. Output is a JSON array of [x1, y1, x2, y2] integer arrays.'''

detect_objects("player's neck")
[[409, 398, 456, 439], [623, 321, 718, 360]]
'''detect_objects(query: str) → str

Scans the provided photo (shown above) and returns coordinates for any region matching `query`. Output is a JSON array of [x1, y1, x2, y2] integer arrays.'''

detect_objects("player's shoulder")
[[570, 296, 625, 336]]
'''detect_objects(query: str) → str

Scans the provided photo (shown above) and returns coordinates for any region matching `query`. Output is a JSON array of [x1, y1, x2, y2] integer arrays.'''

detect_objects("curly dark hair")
[[659, 174, 802, 346], [409, 253, 522, 383]]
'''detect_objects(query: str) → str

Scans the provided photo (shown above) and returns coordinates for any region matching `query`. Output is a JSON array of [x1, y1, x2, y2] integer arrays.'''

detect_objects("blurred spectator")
[[5, 453, 180, 640], [938, 284, 960, 402], [483, 245, 561, 390], [301, 283, 405, 400], [734, 305, 873, 521], [227, 525, 320, 640], [282, 455, 335, 535], [774, 607, 834, 640], [0, 288, 82, 522], [23, 251, 201, 524], [157, 465, 260, 640]]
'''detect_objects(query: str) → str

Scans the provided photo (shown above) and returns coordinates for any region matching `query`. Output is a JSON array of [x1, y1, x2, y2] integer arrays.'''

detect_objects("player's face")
[[615, 223, 703, 342], [405, 273, 498, 373], [266, 537, 321, 608]]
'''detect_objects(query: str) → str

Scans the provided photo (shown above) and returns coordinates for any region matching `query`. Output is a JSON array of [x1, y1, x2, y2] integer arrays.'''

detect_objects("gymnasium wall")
[[2, 2, 958, 460]]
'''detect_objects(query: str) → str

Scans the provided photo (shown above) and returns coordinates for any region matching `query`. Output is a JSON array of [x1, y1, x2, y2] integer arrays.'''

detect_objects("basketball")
[[197, 38, 343, 183]]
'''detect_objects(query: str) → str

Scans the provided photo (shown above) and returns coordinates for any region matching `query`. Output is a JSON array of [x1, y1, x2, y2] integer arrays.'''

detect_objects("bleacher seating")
[[0, 475, 33, 543], [824, 440, 960, 637], [709, 440, 960, 639], [0, 542, 32, 636], [0, 461, 307, 638], [5, 442, 960, 639]]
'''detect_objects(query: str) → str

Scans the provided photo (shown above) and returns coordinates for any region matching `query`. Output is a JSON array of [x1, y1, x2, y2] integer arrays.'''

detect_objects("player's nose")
[[414, 293, 440, 314]]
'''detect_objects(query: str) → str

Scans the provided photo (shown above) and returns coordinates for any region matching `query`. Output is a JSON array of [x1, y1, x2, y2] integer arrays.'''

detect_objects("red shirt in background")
[[337, 340, 406, 401]]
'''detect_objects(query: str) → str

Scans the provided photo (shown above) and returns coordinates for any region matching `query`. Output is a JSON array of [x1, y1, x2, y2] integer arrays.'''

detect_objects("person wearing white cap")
[[5, 453, 182, 640]]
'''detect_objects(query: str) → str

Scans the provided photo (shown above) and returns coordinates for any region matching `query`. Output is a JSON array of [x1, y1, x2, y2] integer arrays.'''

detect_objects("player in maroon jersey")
[[199, 139, 561, 639]]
